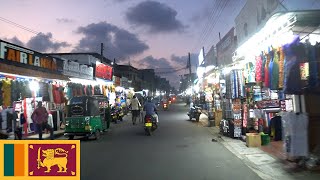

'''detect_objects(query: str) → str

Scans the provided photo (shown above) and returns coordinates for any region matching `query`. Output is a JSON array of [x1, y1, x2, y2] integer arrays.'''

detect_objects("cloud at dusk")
[[3, 36, 24, 47], [26, 32, 70, 52], [125, 1, 186, 33], [73, 21, 149, 59]]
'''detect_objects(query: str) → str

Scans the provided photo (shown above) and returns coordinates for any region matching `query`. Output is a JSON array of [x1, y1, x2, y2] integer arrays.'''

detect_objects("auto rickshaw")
[[64, 96, 109, 140]]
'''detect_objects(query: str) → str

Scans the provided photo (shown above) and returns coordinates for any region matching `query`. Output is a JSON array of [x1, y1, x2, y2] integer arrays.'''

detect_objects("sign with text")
[[95, 62, 112, 81], [0, 40, 60, 72], [0, 140, 80, 180], [216, 28, 236, 66], [63, 60, 93, 79]]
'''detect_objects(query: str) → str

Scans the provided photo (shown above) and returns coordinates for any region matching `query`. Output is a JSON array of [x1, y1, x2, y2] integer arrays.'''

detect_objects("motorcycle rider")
[[143, 97, 158, 123]]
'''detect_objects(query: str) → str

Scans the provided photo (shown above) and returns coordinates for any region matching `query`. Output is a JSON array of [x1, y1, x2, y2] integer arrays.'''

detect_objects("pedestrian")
[[130, 95, 141, 125], [31, 101, 54, 140]]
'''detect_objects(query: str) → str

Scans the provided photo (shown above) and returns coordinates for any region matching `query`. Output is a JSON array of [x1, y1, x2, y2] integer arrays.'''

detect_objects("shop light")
[[236, 12, 296, 60], [156, 91, 160, 96], [222, 67, 232, 75], [29, 80, 40, 92]]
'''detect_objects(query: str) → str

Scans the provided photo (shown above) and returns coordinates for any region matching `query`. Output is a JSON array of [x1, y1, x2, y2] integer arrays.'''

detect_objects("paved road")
[[73, 101, 262, 180]]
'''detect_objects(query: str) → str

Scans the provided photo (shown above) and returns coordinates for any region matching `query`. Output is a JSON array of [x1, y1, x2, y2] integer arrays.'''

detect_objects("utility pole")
[[101, 43, 104, 62]]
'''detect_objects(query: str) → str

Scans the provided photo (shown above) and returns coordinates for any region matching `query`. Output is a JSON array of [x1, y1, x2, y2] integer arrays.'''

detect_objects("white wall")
[[235, 0, 280, 46]]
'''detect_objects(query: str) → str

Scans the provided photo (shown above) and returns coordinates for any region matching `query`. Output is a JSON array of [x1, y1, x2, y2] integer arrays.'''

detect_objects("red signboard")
[[95, 62, 113, 80]]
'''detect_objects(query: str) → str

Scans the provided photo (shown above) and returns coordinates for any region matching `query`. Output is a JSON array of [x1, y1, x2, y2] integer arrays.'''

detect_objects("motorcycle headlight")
[[65, 120, 69, 126]]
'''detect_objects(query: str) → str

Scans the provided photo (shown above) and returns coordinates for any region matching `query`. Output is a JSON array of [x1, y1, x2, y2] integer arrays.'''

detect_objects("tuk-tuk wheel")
[[94, 130, 101, 140], [68, 135, 74, 140]]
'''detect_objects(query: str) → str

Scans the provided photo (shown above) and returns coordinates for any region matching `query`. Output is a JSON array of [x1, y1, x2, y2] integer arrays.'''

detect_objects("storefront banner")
[[0, 40, 61, 73], [216, 28, 236, 66], [95, 62, 113, 81], [256, 100, 280, 109], [63, 60, 93, 80]]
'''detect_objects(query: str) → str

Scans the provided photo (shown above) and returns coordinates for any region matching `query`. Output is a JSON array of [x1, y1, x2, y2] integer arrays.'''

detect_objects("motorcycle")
[[163, 102, 169, 111], [111, 106, 123, 123], [187, 105, 202, 122], [144, 114, 158, 136], [220, 119, 229, 136]]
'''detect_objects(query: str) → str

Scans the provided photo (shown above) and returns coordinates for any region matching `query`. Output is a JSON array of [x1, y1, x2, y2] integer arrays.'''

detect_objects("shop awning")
[[234, 10, 320, 61]]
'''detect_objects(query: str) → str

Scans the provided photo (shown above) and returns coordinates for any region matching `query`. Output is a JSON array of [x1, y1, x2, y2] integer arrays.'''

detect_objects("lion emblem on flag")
[[37, 147, 69, 173]]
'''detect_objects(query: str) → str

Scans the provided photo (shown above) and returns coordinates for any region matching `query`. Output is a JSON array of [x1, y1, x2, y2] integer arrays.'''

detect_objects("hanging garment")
[[52, 85, 61, 104], [59, 87, 65, 103], [279, 47, 285, 89], [11, 80, 19, 102], [48, 114, 53, 128], [255, 55, 263, 82], [271, 48, 280, 90], [48, 83, 54, 102], [40, 82, 50, 101], [306, 43, 318, 87], [269, 116, 282, 141], [0, 81, 3, 106], [261, 53, 267, 82], [283, 37, 303, 94], [269, 48, 274, 88], [2, 79, 12, 107], [264, 53, 270, 88]]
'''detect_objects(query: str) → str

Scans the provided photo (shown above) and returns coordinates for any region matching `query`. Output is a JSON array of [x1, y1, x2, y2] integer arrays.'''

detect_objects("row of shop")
[[193, 11, 320, 163], [0, 39, 135, 138]]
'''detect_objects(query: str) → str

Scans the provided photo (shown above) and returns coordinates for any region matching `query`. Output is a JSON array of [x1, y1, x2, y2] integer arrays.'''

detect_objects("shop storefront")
[[0, 40, 69, 138], [218, 10, 320, 160]]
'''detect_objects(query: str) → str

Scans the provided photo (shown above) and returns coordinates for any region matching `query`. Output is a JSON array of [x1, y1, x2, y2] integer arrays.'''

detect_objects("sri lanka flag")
[[0, 140, 80, 180], [3, 144, 25, 176]]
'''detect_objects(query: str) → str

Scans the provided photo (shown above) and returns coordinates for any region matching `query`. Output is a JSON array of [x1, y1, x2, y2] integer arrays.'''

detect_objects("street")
[[70, 101, 262, 180]]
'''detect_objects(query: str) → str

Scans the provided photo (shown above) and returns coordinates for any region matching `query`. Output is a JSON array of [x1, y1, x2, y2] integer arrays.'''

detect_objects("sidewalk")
[[199, 114, 320, 180], [5, 130, 65, 140]]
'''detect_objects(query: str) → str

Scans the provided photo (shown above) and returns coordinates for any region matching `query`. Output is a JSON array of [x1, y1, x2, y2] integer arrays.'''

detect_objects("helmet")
[[147, 97, 152, 102]]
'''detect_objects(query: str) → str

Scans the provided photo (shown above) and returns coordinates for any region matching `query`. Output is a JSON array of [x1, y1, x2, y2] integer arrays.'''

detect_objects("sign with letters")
[[0, 40, 60, 72], [63, 60, 93, 80], [95, 61, 113, 81]]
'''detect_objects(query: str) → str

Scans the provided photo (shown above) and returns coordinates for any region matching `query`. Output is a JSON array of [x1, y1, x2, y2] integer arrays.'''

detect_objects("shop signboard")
[[232, 99, 242, 138], [216, 28, 236, 66], [63, 60, 93, 79], [95, 61, 113, 81], [256, 99, 279, 109], [0, 40, 61, 73]]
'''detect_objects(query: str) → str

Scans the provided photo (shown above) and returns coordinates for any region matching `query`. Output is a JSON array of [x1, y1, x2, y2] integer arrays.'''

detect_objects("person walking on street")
[[31, 101, 54, 140], [130, 95, 141, 125]]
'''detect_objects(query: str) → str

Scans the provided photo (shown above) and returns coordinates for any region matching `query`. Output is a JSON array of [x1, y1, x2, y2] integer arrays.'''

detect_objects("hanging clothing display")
[[278, 47, 285, 89], [48, 83, 54, 102], [271, 48, 280, 90], [255, 55, 263, 82], [264, 52, 271, 88], [2, 79, 12, 107], [283, 36, 303, 94]]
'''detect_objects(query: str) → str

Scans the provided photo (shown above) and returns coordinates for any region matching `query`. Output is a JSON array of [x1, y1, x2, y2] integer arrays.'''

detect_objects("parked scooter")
[[220, 119, 229, 136], [187, 105, 202, 122], [144, 114, 158, 136]]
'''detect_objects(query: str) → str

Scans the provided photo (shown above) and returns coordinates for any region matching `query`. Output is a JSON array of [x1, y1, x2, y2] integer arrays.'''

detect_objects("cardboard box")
[[246, 133, 261, 147]]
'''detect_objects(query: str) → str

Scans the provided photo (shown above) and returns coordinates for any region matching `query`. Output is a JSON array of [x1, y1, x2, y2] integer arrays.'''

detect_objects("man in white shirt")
[[130, 95, 141, 125]]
